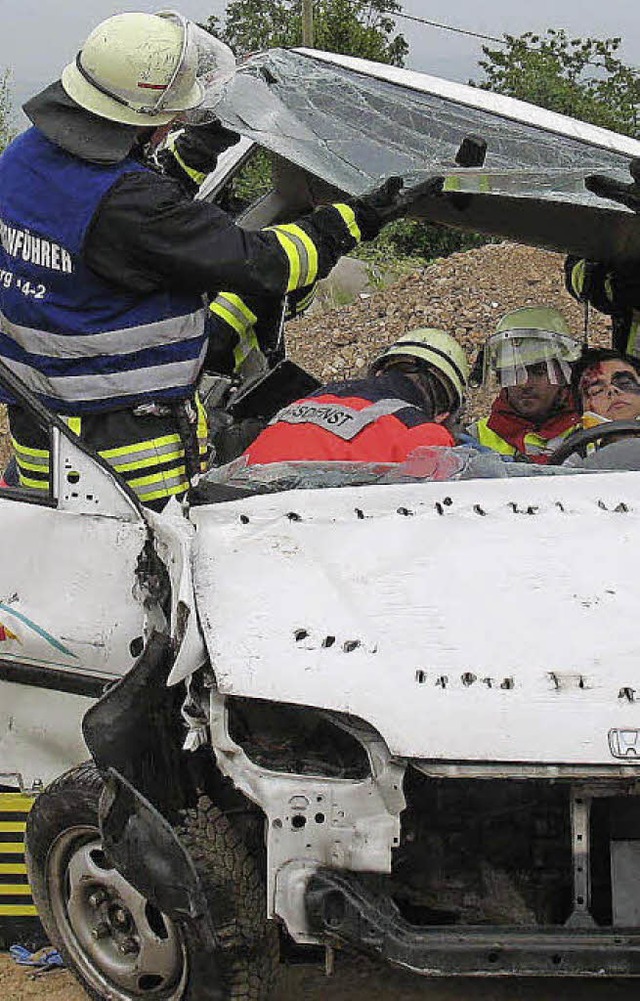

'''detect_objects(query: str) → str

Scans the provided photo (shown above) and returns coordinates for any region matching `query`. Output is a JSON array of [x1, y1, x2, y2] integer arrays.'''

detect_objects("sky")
[[2, 0, 640, 124]]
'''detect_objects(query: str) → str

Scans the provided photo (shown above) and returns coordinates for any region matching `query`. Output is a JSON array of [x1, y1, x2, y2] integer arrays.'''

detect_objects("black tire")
[[25, 764, 279, 1001]]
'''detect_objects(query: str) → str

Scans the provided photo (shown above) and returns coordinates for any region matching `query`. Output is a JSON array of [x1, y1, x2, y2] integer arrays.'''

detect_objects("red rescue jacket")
[[244, 371, 454, 465]]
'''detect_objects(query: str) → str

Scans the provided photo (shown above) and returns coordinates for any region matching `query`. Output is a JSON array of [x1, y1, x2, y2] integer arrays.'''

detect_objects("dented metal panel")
[[191, 473, 640, 766], [0, 502, 148, 674]]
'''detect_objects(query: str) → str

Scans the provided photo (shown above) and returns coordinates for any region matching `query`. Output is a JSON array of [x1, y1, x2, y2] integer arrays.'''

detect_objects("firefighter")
[[242, 328, 469, 466], [565, 256, 640, 360], [0, 11, 414, 507], [467, 307, 581, 464]]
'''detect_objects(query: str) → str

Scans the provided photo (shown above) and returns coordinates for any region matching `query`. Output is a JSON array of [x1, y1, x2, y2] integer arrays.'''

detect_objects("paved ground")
[[2, 951, 639, 1000]]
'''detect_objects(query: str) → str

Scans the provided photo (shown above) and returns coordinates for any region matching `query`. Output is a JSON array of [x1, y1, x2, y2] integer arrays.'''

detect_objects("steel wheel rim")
[[47, 826, 188, 999]]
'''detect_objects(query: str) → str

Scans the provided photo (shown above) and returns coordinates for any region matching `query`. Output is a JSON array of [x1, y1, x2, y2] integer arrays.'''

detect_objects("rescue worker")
[[0, 11, 415, 507], [242, 328, 469, 466], [467, 307, 581, 464], [565, 256, 640, 361]]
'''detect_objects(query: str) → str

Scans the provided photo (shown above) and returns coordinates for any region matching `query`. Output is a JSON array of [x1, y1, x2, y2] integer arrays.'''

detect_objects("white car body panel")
[[0, 684, 94, 789], [0, 500, 147, 675], [191, 472, 640, 767], [1, 432, 159, 786]]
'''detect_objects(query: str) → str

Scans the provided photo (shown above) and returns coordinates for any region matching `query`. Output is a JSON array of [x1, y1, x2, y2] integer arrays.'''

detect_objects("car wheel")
[[25, 764, 280, 1000]]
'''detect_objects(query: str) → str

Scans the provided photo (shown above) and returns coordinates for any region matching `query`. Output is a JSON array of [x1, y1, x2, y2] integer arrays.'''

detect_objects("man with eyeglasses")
[[0, 11, 411, 507]]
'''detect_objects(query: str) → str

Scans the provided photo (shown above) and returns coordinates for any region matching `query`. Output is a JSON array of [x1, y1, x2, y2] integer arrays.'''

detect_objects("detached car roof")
[[211, 47, 640, 265]]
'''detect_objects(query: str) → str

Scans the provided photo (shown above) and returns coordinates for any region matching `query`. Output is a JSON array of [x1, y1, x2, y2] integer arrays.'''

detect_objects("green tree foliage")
[[205, 0, 408, 65], [0, 70, 13, 151], [354, 218, 492, 270], [475, 30, 640, 138]]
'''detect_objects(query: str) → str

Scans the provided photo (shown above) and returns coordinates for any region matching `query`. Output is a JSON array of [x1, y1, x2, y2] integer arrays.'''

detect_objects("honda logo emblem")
[[609, 728, 640, 758]]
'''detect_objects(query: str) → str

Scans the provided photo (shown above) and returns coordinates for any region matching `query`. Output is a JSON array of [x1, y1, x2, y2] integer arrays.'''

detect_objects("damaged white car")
[[3, 46, 640, 1001]]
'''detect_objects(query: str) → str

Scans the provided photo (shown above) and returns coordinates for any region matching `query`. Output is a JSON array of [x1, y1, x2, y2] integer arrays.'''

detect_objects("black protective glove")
[[564, 256, 606, 306], [174, 119, 241, 174], [353, 175, 444, 241], [565, 255, 640, 315]]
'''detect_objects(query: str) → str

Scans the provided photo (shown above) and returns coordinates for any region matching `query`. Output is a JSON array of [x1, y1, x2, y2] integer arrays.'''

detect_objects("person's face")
[[505, 362, 565, 421], [579, 358, 640, 421]]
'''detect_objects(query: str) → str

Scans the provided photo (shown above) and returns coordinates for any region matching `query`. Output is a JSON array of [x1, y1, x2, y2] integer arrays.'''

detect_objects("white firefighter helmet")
[[484, 306, 581, 388], [61, 11, 236, 127], [372, 328, 469, 410]]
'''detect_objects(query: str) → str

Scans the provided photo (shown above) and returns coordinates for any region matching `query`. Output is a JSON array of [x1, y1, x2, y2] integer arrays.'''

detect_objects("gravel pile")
[[287, 241, 611, 419]]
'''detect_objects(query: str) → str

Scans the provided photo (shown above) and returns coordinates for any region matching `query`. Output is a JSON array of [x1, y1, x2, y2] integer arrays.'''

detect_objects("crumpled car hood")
[[190, 472, 640, 768]]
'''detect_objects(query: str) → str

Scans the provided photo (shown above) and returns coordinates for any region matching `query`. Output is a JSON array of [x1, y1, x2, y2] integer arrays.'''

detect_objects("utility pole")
[[302, 0, 314, 47]]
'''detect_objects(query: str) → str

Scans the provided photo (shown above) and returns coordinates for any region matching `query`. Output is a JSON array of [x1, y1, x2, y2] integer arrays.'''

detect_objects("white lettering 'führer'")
[[0, 219, 73, 273]]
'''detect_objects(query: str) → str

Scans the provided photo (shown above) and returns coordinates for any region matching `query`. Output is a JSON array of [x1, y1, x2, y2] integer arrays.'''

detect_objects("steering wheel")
[[548, 420, 640, 465]]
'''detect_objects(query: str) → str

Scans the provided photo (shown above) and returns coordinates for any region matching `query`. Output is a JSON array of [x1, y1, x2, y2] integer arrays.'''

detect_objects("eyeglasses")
[[581, 370, 640, 400]]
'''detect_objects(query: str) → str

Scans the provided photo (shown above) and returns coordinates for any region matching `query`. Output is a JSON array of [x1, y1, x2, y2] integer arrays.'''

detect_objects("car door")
[[0, 363, 156, 788]]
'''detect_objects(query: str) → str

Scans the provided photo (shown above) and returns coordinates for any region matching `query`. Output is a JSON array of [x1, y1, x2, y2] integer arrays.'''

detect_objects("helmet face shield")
[[154, 12, 235, 117], [189, 23, 236, 119], [484, 329, 581, 390], [62, 11, 235, 127], [153, 14, 236, 123]]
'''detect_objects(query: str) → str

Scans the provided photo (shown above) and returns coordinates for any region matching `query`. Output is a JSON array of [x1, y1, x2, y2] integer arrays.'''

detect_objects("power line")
[[382, 8, 506, 47]]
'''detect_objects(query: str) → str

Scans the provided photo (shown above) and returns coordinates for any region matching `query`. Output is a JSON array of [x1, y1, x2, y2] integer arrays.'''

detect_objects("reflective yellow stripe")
[[0, 793, 34, 813], [210, 292, 257, 332], [269, 230, 301, 291], [0, 863, 28, 875], [167, 137, 207, 187], [210, 299, 254, 336], [472, 421, 516, 457], [267, 223, 319, 292], [100, 435, 185, 472], [332, 204, 362, 243], [136, 480, 189, 502], [127, 464, 187, 490], [110, 449, 184, 474], [0, 884, 31, 895], [570, 259, 587, 299], [10, 437, 48, 461], [196, 394, 207, 458], [472, 419, 578, 457], [0, 821, 26, 833], [443, 176, 461, 192], [17, 475, 49, 491], [100, 433, 181, 460], [0, 904, 38, 916], [0, 843, 25, 854], [234, 329, 261, 370], [64, 416, 81, 436], [15, 457, 50, 473], [210, 302, 245, 335]]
